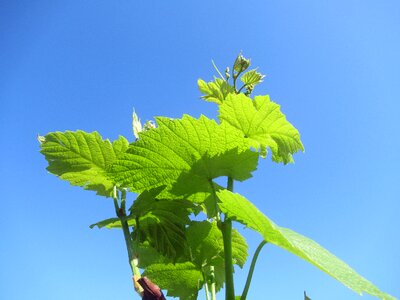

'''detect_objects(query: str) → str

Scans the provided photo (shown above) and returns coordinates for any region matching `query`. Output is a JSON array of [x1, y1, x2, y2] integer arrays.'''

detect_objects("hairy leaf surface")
[[217, 190, 395, 300], [40, 131, 129, 197], [219, 94, 304, 163], [110, 115, 258, 202]]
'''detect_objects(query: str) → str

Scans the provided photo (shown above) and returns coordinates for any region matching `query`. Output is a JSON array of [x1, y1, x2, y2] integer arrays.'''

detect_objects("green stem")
[[232, 73, 238, 93], [209, 179, 221, 221], [113, 187, 140, 278], [212, 60, 225, 81], [204, 277, 211, 300], [221, 177, 235, 300], [210, 266, 217, 300], [240, 240, 267, 300], [227, 177, 233, 191], [237, 83, 249, 94]]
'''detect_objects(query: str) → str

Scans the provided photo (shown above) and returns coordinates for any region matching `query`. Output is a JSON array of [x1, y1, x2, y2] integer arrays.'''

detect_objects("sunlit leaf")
[[110, 115, 258, 204], [219, 94, 304, 163], [198, 78, 235, 104], [40, 131, 129, 197], [240, 69, 265, 88], [143, 262, 203, 300], [217, 190, 396, 300]]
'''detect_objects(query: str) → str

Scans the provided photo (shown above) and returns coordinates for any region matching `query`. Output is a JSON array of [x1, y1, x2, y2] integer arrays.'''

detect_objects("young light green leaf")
[[240, 69, 265, 88], [132, 110, 142, 140], [198, 78, 235, 104], [110, 115, 258, 203], [219, 94, 304, 164], [217, 190, 396, 300], [143, 262, 203, 300], [40, 131, 129, 197]]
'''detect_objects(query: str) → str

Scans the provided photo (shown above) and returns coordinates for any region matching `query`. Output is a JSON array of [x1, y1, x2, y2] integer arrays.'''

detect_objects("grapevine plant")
[[39, 55, 395, 300]]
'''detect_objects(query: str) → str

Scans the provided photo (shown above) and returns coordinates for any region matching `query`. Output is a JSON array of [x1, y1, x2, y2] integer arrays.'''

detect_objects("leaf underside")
[[217, 190, 395, 300], [219, 94, 304, 164], [40, 131, 129, 197], [143, 262, 202, 300], [110, 115, 258, 204]]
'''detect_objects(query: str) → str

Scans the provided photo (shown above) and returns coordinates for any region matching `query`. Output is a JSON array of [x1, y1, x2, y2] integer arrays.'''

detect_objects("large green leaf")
[[110, 115, 258, 202], [143, 262, 203, 300], [217, 190, 395, 300], [219, 94, 304, 164], [40, 131, 129, 197]]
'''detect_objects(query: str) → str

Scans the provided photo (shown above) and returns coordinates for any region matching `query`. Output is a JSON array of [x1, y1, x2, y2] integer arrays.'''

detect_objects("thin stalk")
[[113, 187, 141, 279], [209, 179, 221, 221], [204, 279, 211, 300], [221, 177, 235, 300], [240, 240, 268, 300], [210, 266, 217, 300], [212, 60, 225, 81], [237, 83, 248, 94], [232, 73, 238, 93]]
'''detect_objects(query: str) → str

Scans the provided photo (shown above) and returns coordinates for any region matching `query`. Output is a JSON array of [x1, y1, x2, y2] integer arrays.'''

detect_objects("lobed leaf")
[[40, 131, 129, 197], [217, 190, 396, 300], [110, 115, 258, 203], [240, 69, 265, 89], [219, 94, 304, 164]]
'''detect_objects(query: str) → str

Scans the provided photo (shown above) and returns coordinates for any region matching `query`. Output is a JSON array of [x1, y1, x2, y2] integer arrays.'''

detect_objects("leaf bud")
[[144, 120, 156, 131], [37, 134, 46, 145], [225, 67, 230, 80], [233, 54, 251, 73], [132, 110, 143, 140]]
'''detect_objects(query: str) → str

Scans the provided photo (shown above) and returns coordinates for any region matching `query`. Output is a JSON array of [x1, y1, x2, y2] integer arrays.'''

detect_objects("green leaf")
[[186, 221, 248, 291], [130, 189, 193, 260], [186, 221, 224, 267], [89, 217, 136, 229], [40, 131, 129, 197], [110, 115, 258, 203], [131, 240, 170, 268], [231, 228, 248, 268], [143, 262, 203, 300], [219, 94, 304, 164], [240, 69, 265, 88], [198, 78, 235, 104], [217, 190, 396, 300]]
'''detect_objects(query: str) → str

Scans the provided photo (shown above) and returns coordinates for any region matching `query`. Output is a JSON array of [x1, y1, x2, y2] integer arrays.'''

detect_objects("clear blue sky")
[[0, 1, 399, 299]]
